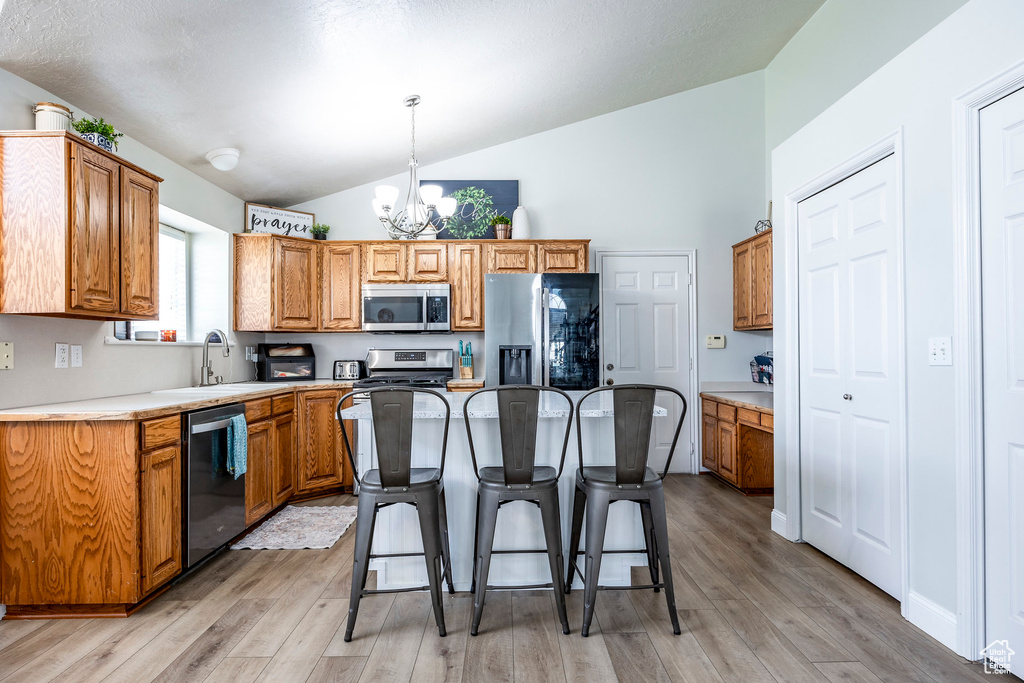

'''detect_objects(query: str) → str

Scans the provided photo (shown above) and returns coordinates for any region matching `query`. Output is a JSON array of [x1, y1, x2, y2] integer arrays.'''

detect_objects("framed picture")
[[420, 180, 519, 239], [245, 202, 315, 237]]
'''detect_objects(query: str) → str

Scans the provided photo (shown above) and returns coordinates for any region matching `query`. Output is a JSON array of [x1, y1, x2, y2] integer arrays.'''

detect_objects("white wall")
[[0, 67, 256, 409], [292, 71, 772, 386], [772, 0, 1024, 632]]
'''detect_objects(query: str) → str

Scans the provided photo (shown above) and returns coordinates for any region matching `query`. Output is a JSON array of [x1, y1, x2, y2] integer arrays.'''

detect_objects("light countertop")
[[0, 379, 355, 422], [699, 391, 774, 413]]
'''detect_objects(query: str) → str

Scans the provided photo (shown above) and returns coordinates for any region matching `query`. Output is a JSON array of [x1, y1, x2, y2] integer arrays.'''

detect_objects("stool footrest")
[[484, 582, 555, 591], [489, 548, 550, 555], [361, 585, 431, 595], [370, 551, 425, 559], [574, 548, 648, 555]]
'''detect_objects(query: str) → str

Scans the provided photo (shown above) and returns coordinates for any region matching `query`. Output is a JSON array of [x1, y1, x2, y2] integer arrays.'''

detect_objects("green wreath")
[[443, 187, 495, 238]]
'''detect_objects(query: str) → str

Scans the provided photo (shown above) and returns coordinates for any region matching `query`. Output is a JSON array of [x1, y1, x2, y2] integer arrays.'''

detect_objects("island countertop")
[[699, 391, 773, 413]]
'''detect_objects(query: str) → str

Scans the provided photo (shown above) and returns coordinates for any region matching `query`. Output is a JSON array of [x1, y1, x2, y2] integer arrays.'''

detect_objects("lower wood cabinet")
[[245, 420, 274, 526], [273, 411, 296, 506], [296, 389, 346, 494], [140, 444, 182, 595], [245, 393, 299, 525], [700, 395, 773, 495]]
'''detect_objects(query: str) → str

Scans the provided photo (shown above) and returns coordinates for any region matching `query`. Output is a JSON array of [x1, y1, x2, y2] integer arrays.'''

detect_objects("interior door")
[[981, 86, 1024, 677], [600, 254, 694, 473], [798, 154, 903, 599]]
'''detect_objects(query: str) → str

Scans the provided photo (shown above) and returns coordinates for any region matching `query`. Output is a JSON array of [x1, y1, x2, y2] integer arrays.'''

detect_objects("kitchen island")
[[340, 390, 668, 592]]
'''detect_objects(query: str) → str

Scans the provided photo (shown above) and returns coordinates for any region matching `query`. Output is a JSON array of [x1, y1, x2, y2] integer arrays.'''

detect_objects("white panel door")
[[798, 154, 904, 599], [600, 254, 693, 473], [982, 87, 1024, 677]]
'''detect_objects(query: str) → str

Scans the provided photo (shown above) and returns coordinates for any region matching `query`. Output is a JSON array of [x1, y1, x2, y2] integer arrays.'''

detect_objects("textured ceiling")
[[0, 0, 824, 206]]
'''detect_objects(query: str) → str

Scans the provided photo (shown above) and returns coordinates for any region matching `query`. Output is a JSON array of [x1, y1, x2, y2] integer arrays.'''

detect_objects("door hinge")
[[689, 358, 693, 370]]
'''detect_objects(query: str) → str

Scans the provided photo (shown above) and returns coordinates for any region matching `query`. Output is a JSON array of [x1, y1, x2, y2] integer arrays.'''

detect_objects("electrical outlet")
[[928, 337, 952, 366], [0, 342, 12, 370], [705, 335, 726, 349], [55, 343, 69, 369], [245, 346, 256, 361], [71, 344, 83, 368]]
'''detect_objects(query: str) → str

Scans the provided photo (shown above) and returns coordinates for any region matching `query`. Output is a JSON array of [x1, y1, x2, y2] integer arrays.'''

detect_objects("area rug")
[[231, 505, 357, 550]]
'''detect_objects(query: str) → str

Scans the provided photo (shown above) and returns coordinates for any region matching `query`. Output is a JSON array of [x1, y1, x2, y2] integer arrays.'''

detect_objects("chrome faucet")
[[200, 329, 230, 386]]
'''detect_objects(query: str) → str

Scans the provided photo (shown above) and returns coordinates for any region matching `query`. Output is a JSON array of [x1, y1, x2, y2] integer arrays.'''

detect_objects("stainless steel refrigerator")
[[484, 273, 600, 390]]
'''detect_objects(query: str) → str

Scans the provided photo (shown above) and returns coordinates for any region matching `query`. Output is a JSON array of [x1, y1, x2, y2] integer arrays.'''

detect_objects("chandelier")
[[372, 95, 456, 239]]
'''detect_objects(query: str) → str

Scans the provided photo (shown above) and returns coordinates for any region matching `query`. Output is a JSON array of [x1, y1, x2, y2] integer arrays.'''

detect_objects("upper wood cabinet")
[[733, 229, 772, 330], [408, 243, 449, 282], [451, 243, 484, 331], [538, 242, 588, 273], [486, 242, 537, 274], [274, 238, 319, 330], [0, 132, 162, 321], [364, 243, 407, 282], [321, 243, 361, 330]]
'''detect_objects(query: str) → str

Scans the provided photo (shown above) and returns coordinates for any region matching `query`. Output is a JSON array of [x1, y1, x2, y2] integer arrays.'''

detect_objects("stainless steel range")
[[353, 348, 455, 390]]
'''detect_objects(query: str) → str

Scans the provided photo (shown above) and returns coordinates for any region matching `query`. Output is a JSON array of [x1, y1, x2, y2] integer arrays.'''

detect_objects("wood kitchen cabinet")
[[364, 243, 407, 282], [273, 411, 296, 506], [485, 242, 537, 274], [408, 243, 449, 282], [140, 443, 182, 595], [245, 420, 274, 526], [244, 393, 298, 524], [451, 243, 484, 331], [0, 132, 162, 321], [321, 242, 361, 330], [538, 242, 588, 273], [700, 394, 773, 494], [296, 388, 348, 495], [273, 238, 319, 330], [235, 234, 317, 331], [733, 229, 772, 330]]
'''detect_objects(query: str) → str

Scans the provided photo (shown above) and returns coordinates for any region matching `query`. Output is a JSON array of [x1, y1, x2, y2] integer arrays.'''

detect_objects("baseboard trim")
[[771, 509, 787, 537], [907, 591, 958, 653]]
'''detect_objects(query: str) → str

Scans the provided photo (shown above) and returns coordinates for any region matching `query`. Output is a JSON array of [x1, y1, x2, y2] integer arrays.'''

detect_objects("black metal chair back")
[[576, 384, 687, 484], [464, 385, 573, 484], [337, 387, 451, 488]]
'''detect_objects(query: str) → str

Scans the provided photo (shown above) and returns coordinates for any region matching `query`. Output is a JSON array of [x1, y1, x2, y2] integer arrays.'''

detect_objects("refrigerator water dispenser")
[[499, 345, 533, 385]]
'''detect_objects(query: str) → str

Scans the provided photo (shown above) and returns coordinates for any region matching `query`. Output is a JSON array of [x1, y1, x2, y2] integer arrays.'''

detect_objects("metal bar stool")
[[565, 384, 687, 637], [464, 386, 573, 636], [337, 387, 455, 642]]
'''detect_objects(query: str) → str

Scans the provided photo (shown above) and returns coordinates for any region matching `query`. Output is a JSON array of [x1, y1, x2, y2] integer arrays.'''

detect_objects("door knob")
[[843, 394, 853, 401], [606, 363, 614, 371], [606, 378, 615, 386]]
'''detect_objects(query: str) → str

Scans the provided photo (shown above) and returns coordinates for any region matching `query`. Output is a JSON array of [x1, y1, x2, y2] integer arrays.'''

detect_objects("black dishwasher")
[[182, 402, 247, 569]]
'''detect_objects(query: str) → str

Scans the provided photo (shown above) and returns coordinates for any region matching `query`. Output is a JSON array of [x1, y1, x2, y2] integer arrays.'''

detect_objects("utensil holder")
[[460, 363, 474, 379]]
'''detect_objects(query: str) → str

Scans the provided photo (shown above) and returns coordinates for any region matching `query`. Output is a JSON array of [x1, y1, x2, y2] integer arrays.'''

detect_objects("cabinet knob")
[[843, 394, 853, 401], [606, 378, 615, 386]]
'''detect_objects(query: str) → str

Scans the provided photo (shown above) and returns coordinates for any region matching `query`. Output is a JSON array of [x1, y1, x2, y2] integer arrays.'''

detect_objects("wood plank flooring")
[[0, 475, 992, 682]]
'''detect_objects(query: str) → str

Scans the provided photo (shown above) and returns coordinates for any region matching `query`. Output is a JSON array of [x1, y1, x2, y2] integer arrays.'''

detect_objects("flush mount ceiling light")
[[205, 147, 240, 171], [372, 95, 456, 240]]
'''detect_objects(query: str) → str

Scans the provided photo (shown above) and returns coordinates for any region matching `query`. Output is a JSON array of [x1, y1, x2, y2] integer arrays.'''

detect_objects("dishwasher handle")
[[191, 417, 239, 435]]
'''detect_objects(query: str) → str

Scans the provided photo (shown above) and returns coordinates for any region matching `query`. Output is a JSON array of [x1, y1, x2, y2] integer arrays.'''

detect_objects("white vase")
[[512, 206, 530, 239]]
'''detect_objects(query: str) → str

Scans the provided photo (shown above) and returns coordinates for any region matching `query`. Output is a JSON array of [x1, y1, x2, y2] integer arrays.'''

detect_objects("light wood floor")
[[0, 475, 993, 682]]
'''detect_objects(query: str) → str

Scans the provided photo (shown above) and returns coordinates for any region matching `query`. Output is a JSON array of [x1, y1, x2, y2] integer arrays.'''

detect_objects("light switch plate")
[[929, 337, 952, 366], [55, 342, 69, 369], [705, 335, 726, 349], [71, 344, 83, 368], [0, 342, 12, 370]]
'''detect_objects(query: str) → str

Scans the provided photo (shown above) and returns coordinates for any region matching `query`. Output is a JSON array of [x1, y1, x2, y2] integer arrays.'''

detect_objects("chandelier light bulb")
[[437, 197, 457, 218], [375, 185, 399, 207], [420, 184, 442, 206]]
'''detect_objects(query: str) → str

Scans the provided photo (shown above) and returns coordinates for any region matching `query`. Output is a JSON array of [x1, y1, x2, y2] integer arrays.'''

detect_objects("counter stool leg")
[[640, 501, 660, 593], [470, 491, 481, 595], [649, 487, 680, 635], [471, 490, 500, 636], [539, 487, 571, 634], [565, 485, 586, 593], [345, 492, 378, 642], [415, 490, 448, 638], [438, 487, 455, 594], [581, 490, 610, 638]]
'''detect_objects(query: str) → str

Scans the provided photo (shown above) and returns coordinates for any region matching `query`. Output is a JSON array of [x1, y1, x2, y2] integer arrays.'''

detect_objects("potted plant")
[[309, 222, 331, 240], [71, 117, 123, 152], [491, 214, 512, 239]]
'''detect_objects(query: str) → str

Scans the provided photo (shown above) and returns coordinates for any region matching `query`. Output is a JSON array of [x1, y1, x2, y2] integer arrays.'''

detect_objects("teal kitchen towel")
[[226, 413, 248, 479]]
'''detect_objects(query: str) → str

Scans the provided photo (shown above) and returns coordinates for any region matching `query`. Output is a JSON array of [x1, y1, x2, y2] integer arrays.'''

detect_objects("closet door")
[[798, 154, 903, 599]]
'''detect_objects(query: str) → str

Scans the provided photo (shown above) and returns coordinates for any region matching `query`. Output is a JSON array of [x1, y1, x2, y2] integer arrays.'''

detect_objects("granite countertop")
[[0, 379, 355, 422], [700, 391, 774, 413], [339, 390, 668, 420]]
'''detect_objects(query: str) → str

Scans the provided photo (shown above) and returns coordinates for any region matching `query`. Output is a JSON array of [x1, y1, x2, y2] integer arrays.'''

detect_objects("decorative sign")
[[245, 202, 315, 237], [420, 180, 519, 239]]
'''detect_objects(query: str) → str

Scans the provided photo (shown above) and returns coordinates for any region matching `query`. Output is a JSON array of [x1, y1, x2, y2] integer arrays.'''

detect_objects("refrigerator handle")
[[541, 287, 550, 386]]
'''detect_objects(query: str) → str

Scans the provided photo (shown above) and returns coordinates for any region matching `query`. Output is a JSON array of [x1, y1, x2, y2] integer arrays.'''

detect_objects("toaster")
[[333, 360, 365, 380]]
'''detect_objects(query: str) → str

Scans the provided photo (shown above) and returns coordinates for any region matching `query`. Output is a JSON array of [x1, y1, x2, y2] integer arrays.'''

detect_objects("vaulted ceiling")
[[0, 0, 824, 206]]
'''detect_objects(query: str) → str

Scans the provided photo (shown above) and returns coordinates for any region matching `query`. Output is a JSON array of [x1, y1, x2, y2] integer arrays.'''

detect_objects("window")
[[132, 226, 190, 339]]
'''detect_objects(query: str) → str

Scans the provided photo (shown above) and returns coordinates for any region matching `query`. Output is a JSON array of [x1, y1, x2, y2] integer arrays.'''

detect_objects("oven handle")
[[191, 417, 237, 435]]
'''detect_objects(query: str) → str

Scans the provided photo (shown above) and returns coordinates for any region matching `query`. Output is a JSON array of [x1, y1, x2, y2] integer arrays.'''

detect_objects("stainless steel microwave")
[[362, 283, 450, 333]]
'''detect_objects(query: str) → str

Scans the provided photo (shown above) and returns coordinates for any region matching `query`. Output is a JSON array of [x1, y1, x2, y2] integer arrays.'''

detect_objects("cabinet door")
[[297, 389, 344, 493], [246, 420, 273, 525], [702, 414, 718, 472], [272, 413, 296, 507], [451, 243, 483, 330], [120, 168, 160, 318], [364, 243, 407, 282], [485, 243, 537, 274], [140, 445, 181, 595], [733, 241, 753, 330], [321, 243, 361, 330], [717, 420, 739, 485], [273, 238, 319, 330], [408, 243, 449, 282], [539, 242, 588, 273], [69, 144, 120, 314], [751, 231, 773, 328]]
